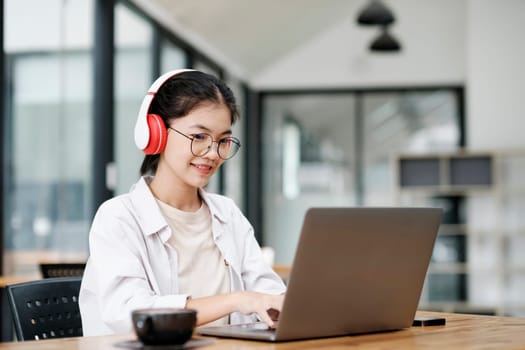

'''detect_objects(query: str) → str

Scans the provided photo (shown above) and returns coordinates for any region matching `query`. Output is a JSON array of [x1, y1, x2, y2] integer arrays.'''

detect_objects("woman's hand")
[[233, 291, 284, 327], [186, 291, 285, 327]]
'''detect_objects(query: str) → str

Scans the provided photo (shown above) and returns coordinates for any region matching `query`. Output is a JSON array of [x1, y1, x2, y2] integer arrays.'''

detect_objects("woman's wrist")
[[228, 291, 243, 313]]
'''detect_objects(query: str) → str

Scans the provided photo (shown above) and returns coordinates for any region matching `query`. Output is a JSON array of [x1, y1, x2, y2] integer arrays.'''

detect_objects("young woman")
[[79, 69, 286, 336]]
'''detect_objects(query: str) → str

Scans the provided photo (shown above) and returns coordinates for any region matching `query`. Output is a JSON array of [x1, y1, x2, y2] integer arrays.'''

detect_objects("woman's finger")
[[258, 308, 274, 328]]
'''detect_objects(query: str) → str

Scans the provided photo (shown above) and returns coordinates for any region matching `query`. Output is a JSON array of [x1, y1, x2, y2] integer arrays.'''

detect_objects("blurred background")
[[1, 0, 524, 317]]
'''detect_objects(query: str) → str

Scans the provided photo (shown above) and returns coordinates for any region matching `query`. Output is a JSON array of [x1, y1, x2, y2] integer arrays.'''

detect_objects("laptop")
[[197, 207, 442, 342]]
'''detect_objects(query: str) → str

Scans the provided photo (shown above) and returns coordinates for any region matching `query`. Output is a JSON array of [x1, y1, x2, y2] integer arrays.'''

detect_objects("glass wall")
[[114, 3, 155, 195], [160, 37, 186, 73], [262, 90, 461, 264], [2, 1, 243, 277], [362, 90, 461, 205], [4, 0, 94, 275], [262, 94, 357, 264], [222, 75, 246, 210]]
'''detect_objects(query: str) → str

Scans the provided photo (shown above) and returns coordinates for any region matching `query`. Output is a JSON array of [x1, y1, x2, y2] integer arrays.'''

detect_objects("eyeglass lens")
[[191, 134, 240, 160]]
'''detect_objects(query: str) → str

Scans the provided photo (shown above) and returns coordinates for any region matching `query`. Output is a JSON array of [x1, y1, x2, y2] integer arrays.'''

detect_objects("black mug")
[[132, 308, 197, 345]]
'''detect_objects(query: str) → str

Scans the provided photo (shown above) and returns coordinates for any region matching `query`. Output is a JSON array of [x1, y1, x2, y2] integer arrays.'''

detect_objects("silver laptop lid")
[[274, 207, 442, 341]]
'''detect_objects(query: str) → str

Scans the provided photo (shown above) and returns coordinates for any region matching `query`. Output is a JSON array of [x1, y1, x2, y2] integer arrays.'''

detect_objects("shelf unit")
[[395, 150, 525, 317]]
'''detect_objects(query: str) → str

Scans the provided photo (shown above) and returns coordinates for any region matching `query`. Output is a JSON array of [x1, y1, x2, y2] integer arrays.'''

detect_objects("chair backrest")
[[39, 263, 86, 278], [6, 277, 83, 341]]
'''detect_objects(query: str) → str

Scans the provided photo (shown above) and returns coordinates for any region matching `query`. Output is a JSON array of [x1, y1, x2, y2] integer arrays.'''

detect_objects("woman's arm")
[[81, 200, 191, 334], [186, 291, 284, 327]]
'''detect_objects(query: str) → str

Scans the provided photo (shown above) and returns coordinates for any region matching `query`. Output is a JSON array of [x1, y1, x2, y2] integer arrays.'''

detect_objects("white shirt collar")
[[129, 176, 228, 237]]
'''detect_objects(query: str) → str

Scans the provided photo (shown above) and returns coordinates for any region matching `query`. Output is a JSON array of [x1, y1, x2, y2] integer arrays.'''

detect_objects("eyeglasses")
[[168, 127, 241, 160]]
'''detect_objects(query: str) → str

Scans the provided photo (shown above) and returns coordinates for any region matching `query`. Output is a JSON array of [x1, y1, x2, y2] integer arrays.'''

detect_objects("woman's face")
[[159, 101, 233, 190]]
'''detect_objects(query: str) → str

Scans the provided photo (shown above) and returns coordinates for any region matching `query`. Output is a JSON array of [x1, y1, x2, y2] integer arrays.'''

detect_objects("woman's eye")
[[219, 138, 232, 145], [193, 133, 208, 141]]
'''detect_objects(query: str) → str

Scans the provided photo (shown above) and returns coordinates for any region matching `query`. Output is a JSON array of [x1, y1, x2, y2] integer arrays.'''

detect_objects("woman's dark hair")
[[140, 70, 239, 175]]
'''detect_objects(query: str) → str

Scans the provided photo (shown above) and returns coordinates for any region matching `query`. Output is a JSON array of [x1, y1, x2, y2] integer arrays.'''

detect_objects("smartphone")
[[412, 317, 446, 326]]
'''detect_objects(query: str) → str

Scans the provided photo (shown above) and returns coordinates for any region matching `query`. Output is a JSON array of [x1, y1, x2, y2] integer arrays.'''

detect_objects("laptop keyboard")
[[230, 322, 277, 333], [197, 321, 279, 340]]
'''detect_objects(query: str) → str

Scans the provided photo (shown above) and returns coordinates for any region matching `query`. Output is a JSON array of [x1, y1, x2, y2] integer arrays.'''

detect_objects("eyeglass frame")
[[168, 127, 241, 160]]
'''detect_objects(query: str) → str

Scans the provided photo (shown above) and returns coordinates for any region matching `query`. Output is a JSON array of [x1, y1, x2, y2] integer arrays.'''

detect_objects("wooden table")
[[0, 311, 524, 349], [0, 276, 36, 288], [272, 265, 291, 282]]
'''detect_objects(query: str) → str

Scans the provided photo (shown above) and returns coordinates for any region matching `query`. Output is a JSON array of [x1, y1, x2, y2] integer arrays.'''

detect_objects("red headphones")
[[134, 69, 195, 154]]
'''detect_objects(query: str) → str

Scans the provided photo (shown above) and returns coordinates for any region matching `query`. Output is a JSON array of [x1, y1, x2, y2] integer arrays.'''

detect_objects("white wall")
[[253, 0, 525, 152], [466, 0, 525, 150], [252, 0, 466, 89]]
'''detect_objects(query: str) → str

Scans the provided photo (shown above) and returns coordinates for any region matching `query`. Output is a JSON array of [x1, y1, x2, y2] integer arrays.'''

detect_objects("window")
[[262, 89, 462, 264], [262, 94, 357, 263], [4, 0, 94, 275], [114, 3, 154, 194]]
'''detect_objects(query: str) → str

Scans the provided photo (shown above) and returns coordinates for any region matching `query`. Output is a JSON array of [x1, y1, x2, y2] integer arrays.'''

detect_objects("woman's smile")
[[191, 162, 214, 175]]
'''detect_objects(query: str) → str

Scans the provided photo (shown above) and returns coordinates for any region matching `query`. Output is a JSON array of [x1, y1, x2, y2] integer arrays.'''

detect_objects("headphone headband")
[[134, 69, 195, 151]]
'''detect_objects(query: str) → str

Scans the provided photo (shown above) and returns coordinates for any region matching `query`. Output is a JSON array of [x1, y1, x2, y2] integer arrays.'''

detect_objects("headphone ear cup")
[[143, 114, 167, 155]]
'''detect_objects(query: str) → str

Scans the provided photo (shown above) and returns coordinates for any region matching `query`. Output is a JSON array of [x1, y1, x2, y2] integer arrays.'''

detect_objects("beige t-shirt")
[[156, 199, 231, 326]]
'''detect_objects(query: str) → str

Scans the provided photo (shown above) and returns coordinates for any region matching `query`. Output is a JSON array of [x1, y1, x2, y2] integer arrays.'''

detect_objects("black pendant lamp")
[[357, 0, 401, 53], [357, 0, 395, 26], [370, 26, 401, 52]]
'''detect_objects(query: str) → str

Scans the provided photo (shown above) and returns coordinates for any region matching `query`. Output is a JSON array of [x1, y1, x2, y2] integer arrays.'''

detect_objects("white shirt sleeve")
[[79, 199, 190, 335]]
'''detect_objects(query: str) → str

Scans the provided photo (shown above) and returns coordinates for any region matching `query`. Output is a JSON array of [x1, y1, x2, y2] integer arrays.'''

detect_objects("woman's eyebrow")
[[189, 124, 232, 135]]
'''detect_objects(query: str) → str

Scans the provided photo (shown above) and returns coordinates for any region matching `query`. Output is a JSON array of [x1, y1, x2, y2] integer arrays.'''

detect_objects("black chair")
[[6, 277, 83, 341], [39, 263, 86, 278]]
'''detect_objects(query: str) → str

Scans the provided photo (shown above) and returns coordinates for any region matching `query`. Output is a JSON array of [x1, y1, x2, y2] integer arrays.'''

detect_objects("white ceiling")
[[129, 0, 366, 79]]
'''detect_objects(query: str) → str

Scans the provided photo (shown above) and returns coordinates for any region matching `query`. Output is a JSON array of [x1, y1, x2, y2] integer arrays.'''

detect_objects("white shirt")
[[79, 176, 286, 336], [158, 199, 231, 326]]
